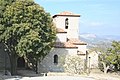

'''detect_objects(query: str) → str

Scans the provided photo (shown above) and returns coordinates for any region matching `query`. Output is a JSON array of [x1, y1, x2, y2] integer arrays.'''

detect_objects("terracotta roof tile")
[[54, 42, 78, 48], [57, 28, 67, 33], [59, 11, 74, 15], [53, 11, 80, 18], [68, 38, 87, 45]]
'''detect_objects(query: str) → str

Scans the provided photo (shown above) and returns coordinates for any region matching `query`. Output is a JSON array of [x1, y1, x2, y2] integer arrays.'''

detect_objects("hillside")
[[79, 33, 120, 48]]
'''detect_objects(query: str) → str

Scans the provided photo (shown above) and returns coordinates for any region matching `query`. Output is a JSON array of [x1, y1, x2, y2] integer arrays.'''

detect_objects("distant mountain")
[[100, 35, 120, 41], [79, 33, 120, 48]]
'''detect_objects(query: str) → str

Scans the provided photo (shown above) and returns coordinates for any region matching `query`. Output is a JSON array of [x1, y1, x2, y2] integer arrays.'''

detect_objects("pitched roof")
[[68, 38, 87, 45], [54, 42, 78, 48], [59, 11, 74, 15], [53, 11, 80, 18], [57, 28, 67, 33]]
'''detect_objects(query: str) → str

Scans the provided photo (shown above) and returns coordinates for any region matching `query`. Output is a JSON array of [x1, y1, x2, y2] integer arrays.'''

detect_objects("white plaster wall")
[[66, 48, 78, 55], [53, 16, 80, 39], [76, 45, 87, 54], [67, 29, 79, 39], [56, 33, 67, 42], [39, 48, 77, 72], [88, 51, 99, 68]]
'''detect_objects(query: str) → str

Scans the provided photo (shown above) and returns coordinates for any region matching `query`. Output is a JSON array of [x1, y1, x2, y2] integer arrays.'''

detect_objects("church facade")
[[38, 11, 87, 73]]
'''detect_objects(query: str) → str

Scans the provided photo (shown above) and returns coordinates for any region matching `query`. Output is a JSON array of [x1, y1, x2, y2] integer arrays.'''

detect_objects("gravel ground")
[[3, 76, 95, 80], [1, 69, 120, 80], [2, 74, 120, 80], [88, 73, 120, 80]]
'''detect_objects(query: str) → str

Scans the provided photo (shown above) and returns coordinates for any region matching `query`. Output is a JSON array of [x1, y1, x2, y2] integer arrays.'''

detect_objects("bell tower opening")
[[65, 18, 69, 29]]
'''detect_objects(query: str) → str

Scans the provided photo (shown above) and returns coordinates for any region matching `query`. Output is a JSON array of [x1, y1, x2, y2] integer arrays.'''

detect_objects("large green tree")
[[0, 0, 56, 75]]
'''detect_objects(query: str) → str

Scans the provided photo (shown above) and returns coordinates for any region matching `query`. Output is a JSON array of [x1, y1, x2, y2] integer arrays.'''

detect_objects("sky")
[[34, 0, 120, 36]]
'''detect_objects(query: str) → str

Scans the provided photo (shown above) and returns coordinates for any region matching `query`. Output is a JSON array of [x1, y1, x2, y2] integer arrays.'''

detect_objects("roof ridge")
[[53, 11, 80, 18]]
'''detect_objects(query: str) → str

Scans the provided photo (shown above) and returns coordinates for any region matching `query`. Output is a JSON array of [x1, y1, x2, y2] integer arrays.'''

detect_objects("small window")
[[54, 55, 58, 64], [65, 18, 69, 29]]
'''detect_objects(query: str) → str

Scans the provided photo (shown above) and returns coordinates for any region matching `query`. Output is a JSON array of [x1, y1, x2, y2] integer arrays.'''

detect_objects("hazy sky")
[[35, 0, 120, 36]]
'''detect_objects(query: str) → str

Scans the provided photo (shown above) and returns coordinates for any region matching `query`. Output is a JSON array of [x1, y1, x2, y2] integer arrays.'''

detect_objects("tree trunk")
[[37, 60, 40, 74], [36, 60, 38, 74], [104, 66, 109, 74], [102, 62, 109, 74], [9, 54, 17, 75]]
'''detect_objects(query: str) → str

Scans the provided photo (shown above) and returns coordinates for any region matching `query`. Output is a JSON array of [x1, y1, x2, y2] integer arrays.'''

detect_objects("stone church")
[[38, 11, 87, 73], [0, 11, 87, 73]]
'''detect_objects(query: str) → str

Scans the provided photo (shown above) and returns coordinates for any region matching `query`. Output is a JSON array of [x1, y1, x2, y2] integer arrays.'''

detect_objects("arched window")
[[54, 55, 58, 64], [17, 57, 25, 68], [65, 18, 69, 29]]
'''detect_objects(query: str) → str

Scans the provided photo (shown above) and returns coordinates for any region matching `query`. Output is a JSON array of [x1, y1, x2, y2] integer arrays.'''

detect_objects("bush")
[[64, 55, 84, 74]]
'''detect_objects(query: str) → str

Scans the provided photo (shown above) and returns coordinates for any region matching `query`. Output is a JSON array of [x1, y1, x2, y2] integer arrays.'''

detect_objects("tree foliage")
[[0, 0, 56, 75], [107, 41, 120, 71]]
